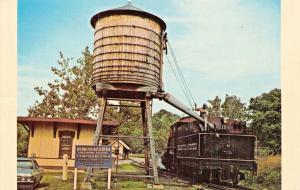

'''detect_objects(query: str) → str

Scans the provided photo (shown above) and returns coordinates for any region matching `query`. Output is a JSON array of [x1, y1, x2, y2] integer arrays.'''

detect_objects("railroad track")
[[234, 185, 255, 190], [201, 183, 254, 190], [159, 170, 254, 190], [130, 162, 254, 190]]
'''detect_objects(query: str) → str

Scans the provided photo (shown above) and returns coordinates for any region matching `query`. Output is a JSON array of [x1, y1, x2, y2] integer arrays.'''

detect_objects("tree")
[[17, 124, 29, 157], [116, 102, 144, 153], [222, 94, 247, 121], [248, 88, 281, 154], [152, 109, 180, 153], [207, 96, 222, 117], [117, 107, 180, 153], [207, 94, 247, 121]]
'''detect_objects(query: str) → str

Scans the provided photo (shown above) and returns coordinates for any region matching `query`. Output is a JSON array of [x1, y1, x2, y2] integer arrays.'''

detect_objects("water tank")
[[91, 2, 167, 94]]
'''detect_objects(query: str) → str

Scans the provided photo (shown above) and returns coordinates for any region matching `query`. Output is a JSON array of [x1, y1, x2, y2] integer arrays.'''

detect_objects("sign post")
[[73, 167, 77, 190], [62, 154, 68, 181], [107, 168, 111, 190], [74, 145, 113, 189]]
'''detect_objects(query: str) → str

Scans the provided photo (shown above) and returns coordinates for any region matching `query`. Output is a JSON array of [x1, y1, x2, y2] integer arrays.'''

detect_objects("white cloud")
[[165, 0, 280, 80], [151, 0, 280, 113]]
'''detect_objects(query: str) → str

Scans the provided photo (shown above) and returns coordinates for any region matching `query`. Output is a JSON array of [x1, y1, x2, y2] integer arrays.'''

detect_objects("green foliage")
[[207, 89, 281, 155], [17, 124, 29, 157], [152, 109, 180, 153], [243, 155, 281, 190], [222, 94, 247, 120], [118, 108, 180, 154], [207, 96, 222, 117], [244, 170, 281, 190], [117, 102, 143, 153], [118, 163, 138, 172], [248, 88, 281, 154], [207, 94, 247, 121], [39, 170, 201, 190]]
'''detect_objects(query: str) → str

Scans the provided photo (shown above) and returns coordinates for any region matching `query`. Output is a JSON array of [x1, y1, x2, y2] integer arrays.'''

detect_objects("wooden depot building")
[[17, 117, 131, 168]]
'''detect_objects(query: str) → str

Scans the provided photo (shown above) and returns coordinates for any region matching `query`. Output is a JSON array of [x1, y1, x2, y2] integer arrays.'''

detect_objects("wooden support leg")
[[145, 100, 159, 184], [84, 97, 107, 182], [141, 102, 150, 175]]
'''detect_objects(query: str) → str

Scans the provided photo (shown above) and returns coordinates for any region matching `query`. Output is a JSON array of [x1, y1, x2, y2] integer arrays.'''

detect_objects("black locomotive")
[[162, 116, 257, 185]]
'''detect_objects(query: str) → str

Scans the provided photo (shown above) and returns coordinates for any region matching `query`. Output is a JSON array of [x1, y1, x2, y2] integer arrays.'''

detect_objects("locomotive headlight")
[[223, 117, 229, 124]]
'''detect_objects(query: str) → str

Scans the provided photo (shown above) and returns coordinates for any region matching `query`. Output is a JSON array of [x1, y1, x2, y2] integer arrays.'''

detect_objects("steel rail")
[[202, 183, 254, 190]]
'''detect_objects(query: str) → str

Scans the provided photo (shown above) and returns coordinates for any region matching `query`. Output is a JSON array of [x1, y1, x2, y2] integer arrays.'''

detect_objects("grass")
[[38, 156, 281, 190], [94, 179, 147, 190], [38, 171, 83, 190], [130, 153, 145, 158], [37, 163, 197, 190], [241, 155, 281, 190], [117, 163, 139, 172], [257, 155, 281, 172]]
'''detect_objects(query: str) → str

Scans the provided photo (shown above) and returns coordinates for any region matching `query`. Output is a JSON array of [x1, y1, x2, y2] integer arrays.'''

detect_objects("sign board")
[[75, 145, 112, 169]]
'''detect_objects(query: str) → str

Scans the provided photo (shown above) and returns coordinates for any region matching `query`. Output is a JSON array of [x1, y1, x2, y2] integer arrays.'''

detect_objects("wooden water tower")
[[88, 2, 167, 184], [91, 1, 167, 98]]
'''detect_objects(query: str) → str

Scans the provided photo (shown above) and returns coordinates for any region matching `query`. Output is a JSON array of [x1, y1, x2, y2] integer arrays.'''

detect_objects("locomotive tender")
[[162, 116, 257, 185]]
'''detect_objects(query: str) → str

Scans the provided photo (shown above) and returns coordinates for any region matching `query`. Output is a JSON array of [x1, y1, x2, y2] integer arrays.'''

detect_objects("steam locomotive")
[[162, 115, 257, 185]]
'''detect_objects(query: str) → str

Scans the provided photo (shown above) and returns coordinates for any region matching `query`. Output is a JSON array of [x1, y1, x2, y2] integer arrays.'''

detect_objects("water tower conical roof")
[[90, 2, 166, 30], [111, 1, 143, 11]]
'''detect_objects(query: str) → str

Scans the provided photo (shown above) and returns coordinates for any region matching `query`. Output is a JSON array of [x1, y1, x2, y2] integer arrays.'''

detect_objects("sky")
[[18, 0, 280, 116]]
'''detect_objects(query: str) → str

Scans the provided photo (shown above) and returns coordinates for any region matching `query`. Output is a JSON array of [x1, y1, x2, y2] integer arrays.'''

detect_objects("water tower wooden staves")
[[88, 2, 167, 184]]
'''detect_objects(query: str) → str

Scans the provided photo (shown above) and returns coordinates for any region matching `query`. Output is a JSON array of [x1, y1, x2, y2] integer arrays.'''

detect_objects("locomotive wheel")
[[200, 169, 214, 183], [232, 170, 240, 185]]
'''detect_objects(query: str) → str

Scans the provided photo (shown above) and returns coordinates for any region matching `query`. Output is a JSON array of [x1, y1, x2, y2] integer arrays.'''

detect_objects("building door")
[[58, 131, 75, 158]]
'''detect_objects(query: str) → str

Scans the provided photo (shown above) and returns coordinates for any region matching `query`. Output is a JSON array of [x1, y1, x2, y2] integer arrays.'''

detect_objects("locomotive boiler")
[[162, 115, 257, 185]]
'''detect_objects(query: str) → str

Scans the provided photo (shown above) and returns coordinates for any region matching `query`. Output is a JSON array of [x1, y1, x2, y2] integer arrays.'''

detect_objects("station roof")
[[17, 116, 119, 127]]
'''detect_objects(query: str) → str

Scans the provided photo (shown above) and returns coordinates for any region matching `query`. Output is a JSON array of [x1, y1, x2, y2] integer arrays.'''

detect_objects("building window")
[[58, 131, 75, 158], [101, 139, 109, 145]]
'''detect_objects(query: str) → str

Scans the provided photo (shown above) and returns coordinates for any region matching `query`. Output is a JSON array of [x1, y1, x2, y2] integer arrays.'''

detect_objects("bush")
[[243, 155, 281, 190], [17, 124, 29, 157]]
